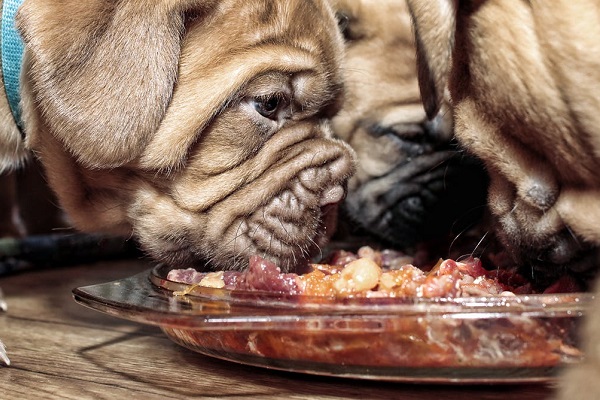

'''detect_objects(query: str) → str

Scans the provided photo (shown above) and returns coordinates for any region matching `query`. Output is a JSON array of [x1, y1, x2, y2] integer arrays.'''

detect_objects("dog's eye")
[[252, 94, 289, 120], [335, 11, 362, 42], [369, 124, 424, 140], [336, 12, 351, 39]]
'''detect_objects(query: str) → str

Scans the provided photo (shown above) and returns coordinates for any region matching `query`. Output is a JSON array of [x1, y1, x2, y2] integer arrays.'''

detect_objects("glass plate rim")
[[71, 266, 589, 384], [150, 263, 595, 315]]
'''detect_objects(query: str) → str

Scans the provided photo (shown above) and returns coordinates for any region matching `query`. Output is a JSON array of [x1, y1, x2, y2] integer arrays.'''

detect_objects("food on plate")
[[166, 246, 578, 298], [162, 247, 583, 370]]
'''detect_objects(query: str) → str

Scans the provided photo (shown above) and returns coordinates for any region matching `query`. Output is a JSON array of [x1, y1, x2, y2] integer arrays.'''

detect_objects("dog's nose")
[[319, 185, 345, 206]]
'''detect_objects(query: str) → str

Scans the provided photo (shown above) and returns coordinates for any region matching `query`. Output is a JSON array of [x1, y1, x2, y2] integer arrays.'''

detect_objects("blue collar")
[[1, 0, 24, 132]]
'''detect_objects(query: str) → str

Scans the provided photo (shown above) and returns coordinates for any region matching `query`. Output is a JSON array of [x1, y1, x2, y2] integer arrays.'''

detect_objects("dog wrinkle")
[[320, 186, 345, 206], [190, 143, 352, 269], [139, 45, 319, 171], [171, 126, 350, 213]]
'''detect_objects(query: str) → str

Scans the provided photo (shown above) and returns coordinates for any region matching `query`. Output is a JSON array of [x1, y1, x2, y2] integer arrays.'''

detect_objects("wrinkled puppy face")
[[328, 0, 488, 247], [408, 0, 600, 279], [17, 0, 355, 272]]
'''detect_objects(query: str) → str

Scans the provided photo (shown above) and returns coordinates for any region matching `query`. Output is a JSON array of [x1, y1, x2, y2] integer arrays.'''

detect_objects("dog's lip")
[[319, 185, 345, 206]]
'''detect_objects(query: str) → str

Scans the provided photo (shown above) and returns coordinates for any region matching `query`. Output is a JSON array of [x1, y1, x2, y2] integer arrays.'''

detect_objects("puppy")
[[0, 0, 355, 274], [407, 0, 600, 279], [407, 0, 600, 397], [328, 0, 488, 252]]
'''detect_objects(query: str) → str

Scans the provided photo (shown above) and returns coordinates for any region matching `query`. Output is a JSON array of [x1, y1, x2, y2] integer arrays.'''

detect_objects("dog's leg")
[[0, 286, 8, 365], [0, 171, 25, 238], [0, 175, 16, 367], [0, 340, 8, 366]]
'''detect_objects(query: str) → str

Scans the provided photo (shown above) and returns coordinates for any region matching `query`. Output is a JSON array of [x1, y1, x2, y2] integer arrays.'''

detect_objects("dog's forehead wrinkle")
[[184, 142, 351, 227], [162, 119, 323, 209], [375, 104, 429, 127], [240, 71, 335, 123], [242, 72, 292, 94], [141, 47, 329, 170]]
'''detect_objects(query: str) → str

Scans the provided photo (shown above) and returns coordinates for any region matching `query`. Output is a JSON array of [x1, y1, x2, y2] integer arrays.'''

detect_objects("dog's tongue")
[[319, 186, 345, 206]]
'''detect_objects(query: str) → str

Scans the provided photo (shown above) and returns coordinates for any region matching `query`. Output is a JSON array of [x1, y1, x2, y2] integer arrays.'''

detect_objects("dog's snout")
[[319, 185, 345, 206], [525, 183, 557, 211]]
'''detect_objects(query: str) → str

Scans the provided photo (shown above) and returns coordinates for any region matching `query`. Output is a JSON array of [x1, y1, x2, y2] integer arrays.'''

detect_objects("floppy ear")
[[16, 0, 212, 168], [406, 0, 456, 119]]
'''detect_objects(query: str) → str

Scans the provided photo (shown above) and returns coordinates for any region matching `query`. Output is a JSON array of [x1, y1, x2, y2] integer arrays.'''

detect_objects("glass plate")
[[72, 264, 593, 384]]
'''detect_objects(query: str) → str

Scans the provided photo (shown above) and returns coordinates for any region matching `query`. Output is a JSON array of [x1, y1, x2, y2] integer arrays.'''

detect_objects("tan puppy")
[[407, 1, 600, 397], [0, 0, 356, 273], [407, 0, 600, 277], [328, 0, 488, 250]]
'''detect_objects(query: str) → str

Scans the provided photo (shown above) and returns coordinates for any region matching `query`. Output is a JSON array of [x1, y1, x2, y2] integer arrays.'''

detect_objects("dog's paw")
[[0, 288, 9, 366], [0, 340, 9, 366], [0, 287, 6, 313]]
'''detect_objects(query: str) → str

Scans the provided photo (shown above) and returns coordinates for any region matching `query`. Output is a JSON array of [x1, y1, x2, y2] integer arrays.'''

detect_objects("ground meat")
[[237, 255, 301, 294]]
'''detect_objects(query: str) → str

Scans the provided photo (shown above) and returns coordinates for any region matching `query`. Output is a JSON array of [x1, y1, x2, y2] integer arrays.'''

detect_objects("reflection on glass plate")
[[72, 264, 592, 384]]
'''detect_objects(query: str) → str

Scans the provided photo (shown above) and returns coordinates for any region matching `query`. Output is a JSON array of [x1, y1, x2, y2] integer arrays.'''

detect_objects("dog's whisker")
[[268, 233, 274, 259], [232, 219, 246, 258], [306, 235, 323, 262], [469, 231, 490, 259], [563, 223, 581, 246], [232, 239, 257, 271], [276, 216, 292, 244], [218, 216, 253, 254]]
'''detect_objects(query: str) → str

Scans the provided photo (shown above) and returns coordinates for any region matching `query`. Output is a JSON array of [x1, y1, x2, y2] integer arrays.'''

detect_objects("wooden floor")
[[0, 260, 556, 399]]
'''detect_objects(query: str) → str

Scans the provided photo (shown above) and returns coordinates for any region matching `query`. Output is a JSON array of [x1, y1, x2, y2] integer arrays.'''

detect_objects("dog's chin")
[[138, 207, 336, 274], [344, 151, 488, 249], [130, 173, 346, 274]]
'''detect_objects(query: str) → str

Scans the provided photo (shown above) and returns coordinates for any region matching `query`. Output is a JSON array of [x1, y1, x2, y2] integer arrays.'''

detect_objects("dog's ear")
[[406, 0, 456, 119], [16, 0, 213, 168]]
